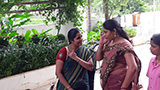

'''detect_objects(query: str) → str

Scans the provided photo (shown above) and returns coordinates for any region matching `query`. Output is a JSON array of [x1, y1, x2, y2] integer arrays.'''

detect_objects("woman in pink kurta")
[[96, 19, 142, 90], [147, 33, 160, 90]]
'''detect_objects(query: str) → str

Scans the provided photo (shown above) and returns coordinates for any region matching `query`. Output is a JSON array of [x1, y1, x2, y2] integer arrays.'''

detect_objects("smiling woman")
[[55, 28, 94, 90]]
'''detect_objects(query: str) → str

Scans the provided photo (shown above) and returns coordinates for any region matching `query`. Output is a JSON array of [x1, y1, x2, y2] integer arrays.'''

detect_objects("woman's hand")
[[68, 49, 78, 61], [131, 82, 143, 90], [99, 32, 109, 45]]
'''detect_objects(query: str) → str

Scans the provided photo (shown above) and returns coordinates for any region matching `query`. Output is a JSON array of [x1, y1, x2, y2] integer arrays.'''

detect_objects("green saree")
[[57, 46, 93, 90]]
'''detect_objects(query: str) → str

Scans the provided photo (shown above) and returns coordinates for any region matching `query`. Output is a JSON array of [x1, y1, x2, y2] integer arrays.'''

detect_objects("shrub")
[[124, 27, 137, 38], [55, 34, 66, 42], [0, 40, 68, 79], [0, 36, 9, 48], [85, 21, 103, 47]]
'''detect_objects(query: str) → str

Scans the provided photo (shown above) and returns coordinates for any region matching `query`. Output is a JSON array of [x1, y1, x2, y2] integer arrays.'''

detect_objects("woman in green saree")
[[55, 28, 94, 90]]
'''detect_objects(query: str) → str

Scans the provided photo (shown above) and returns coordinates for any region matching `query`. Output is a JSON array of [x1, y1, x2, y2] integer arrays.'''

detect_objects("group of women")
[[55, 19, 160, 90]]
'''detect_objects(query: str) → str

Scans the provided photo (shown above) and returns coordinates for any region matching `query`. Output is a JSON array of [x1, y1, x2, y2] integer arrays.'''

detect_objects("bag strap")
[[65, 46, 68, 60]]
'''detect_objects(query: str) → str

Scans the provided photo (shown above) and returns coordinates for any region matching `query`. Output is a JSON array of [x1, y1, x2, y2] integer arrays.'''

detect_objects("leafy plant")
[[0, 38, 68, 79], [124, 27, 137, 38], [55, 34, 66, 42], [0, 12, 33, 38], [0, 36, 9, 48], [0, 0, 87, 34], [120, 0, 147, 15], [14, 35, 25, 48], [84, 21, 103, 47]]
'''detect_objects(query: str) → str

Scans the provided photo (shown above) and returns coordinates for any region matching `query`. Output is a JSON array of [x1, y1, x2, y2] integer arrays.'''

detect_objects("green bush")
[[0, 12, 69, 79], [0, 39, 68, 79], [124, 27, 137, 38], [0, 36, 9, 48], [55, 34, 66, 42], [85, 21, 103, 47]]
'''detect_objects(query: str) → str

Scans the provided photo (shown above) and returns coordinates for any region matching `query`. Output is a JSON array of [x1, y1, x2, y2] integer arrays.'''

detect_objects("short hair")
[[151, 33, 160, 46], [67, 28, 80, 44]]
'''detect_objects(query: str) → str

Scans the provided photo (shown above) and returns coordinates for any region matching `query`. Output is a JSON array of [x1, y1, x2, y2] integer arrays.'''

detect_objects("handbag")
[[52, 79, 59, 90], [50, 46, 69, 90]]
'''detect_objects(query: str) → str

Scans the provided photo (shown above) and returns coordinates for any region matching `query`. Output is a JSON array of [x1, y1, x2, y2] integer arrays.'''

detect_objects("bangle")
[[121, 86, 127, 90], [97, 48, 103, 52], [67, 86, 71, 89]]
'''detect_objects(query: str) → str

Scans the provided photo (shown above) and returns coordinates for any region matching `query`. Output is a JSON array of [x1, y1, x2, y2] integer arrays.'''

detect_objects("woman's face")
[[102, 28, 114, 42], [72, 32, 83, 47], [150, 40, 160, 55]]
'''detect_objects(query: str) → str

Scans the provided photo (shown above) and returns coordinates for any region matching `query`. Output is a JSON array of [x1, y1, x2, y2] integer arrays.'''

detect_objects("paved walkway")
[[34, 43, 153, 90]]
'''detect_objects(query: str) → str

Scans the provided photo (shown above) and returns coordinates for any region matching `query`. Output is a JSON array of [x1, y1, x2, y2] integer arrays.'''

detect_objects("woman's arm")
[[56, 60, 73, 90], [96, 43, 104, 61], [96, 32, 109, 61], [121, 52, 138, 89], [69, 49, 93, 71]]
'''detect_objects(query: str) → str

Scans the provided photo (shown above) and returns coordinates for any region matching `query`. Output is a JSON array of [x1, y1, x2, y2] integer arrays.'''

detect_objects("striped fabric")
[[57, 46, 92, 90]]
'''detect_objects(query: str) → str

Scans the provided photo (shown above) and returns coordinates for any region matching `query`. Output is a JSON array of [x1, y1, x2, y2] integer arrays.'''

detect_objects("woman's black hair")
[[67, 28, 81, 44], [103, 19, 132, 43], [151, 33, 160, 46]]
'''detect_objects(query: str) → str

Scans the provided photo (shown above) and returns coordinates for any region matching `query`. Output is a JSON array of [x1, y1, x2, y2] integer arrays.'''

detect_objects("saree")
[[56, 46, 93, 90], [100, 42, 141, 90]]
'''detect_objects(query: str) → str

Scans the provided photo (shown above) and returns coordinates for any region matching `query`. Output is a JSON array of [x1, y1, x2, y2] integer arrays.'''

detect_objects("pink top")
[[146, 57, 160, 90]]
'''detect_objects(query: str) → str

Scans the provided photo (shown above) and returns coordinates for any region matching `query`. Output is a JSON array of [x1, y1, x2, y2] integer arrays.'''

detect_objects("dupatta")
[[57, 46, 92, 90]]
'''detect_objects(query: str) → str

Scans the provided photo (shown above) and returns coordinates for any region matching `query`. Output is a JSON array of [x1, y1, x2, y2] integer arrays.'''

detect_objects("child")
[[147, 33, 160, 90]]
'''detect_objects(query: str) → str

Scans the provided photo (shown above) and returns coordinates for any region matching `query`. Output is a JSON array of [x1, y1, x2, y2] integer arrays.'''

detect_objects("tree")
[[87, 0, 91, 32], [120, 0, 147, 15], [103, 0, 128, 21], [0, 0, 87, 34], [91, 0, 128, 21]]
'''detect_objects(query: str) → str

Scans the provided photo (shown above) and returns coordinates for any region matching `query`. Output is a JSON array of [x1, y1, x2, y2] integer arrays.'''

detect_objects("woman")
[[96, 19, 141, 90], [147, 33, 160, 90], [55, 28, 93, 90]]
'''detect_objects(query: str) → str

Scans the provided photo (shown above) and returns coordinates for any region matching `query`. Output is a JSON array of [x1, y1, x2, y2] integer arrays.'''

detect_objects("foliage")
[[55, 34, 66, 42], [84, 21, 103, 47], [120, 0, 147, 15], [103, 0, 128, 20], [123, 27, 137, 38], [0, 0, 87, 34], [143, 0, 153, 5], [0, 12, 33, 40], [0, 12, 67, 78], [14, 35, 25, 48], [0, 36, 9, 48], [0, 36, 68, 79]]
